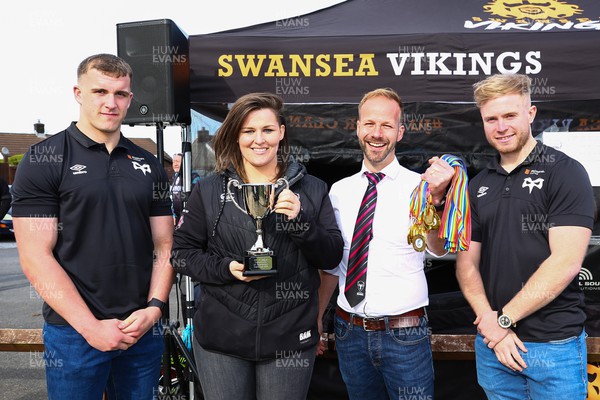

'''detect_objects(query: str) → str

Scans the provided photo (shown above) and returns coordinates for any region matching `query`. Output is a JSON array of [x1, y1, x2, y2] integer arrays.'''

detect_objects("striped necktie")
[[344, 171, 384, 307]]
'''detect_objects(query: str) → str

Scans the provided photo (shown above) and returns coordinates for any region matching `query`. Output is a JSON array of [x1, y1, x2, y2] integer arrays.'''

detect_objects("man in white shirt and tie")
[[318, 87, 454, 399]]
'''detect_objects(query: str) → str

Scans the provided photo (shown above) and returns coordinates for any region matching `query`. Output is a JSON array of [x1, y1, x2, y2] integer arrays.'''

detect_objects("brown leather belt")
[[336, 307, 424, 331]]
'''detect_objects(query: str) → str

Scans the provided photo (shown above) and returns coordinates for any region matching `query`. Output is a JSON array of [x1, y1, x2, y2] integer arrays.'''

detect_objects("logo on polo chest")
[[70, 164, 87, 175], [132, 161, 151, 176], [477, 186, 489, 198], [522, 177, 544, 194], [128, 155, 146, 162], [525, 169, 545, 176]]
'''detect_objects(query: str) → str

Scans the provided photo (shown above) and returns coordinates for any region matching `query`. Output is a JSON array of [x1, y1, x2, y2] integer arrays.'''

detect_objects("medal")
[[407, 222, 427, 252], [409, 154, 471, 253], [408, 181, 435, 252], [424, 202, 441, 230]]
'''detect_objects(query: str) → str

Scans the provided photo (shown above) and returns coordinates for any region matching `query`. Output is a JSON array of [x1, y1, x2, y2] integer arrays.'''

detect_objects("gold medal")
[[425, 204, 441, 230], [412, 233, 427, 252], [423, 204, 436, 228], [431, 212, 441, 230], [407, 222, 416, 246], [408, 191, 441, 252], [410, 222, 427, 252], [412, 223, 427, 252]]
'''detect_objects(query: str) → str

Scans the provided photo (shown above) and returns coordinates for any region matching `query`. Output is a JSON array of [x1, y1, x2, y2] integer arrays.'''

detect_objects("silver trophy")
[[227, 178, 289, 276]]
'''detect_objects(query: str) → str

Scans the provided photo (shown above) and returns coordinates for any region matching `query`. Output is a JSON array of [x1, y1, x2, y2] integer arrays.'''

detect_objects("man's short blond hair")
[[358, 88, 403, 120], [473, 74, 532, 108]]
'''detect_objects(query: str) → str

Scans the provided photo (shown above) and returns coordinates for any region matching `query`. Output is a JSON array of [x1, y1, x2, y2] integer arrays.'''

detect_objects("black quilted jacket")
[[172, 162, 343, 360]]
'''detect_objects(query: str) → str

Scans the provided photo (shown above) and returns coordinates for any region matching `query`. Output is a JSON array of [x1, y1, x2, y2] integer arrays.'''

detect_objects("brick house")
[[0, 132, 172, 184]]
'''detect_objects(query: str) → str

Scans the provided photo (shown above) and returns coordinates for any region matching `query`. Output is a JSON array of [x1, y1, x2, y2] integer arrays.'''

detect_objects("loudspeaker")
[[117, 19, 190, 125]]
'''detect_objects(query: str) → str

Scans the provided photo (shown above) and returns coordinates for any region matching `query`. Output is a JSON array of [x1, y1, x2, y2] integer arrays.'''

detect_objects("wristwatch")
[[147, 298, 167, 317], [497, 309, 515, 329]]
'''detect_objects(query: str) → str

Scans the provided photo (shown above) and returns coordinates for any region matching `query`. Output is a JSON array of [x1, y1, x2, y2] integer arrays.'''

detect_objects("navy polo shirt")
[[469, 141, 594, 341], [11, 122, 172, 325]]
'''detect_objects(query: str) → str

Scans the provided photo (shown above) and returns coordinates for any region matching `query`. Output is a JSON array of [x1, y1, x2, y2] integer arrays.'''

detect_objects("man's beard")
[[359, 138, 396, 166]]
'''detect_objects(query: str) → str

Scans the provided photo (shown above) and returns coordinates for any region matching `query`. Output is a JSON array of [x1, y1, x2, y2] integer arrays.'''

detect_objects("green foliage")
[[8, 154, 23, 166]]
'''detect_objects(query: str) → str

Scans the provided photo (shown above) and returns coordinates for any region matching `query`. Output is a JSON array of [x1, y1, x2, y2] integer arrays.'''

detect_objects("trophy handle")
[[275, 177, 289, 191], [226, 179, 248, 215], [269, 178, 291, 217]]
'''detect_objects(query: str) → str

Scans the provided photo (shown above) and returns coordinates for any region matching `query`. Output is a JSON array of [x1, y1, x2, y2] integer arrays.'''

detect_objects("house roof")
[[0, 132, 171, 162]]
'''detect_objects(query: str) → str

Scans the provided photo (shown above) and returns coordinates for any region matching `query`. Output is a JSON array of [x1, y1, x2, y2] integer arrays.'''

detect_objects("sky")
[[0, 0, 344, 158]]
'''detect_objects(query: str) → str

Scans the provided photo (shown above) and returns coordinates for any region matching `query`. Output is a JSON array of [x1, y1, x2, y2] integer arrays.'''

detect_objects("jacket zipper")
[[256, 287, 263, 359]]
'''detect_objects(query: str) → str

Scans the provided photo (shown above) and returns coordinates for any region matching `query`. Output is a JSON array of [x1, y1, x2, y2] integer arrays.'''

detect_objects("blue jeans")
[[192, 334, 316, 400], [334, 313, 434, 400], [475, 330, 587, 399], [43, 322, 164, 400]]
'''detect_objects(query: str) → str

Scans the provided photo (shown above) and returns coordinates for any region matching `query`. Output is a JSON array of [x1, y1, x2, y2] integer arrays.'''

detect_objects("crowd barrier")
[[2, 329, 600, 361]]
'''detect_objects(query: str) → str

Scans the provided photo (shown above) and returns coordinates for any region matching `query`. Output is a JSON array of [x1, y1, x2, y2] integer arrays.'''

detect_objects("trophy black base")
[[242, 252, 277, 276]]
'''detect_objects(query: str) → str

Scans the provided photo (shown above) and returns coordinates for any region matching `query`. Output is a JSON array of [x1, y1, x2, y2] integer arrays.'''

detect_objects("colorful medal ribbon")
[[408, 154, 471, 253], [437, 154, 471, 252]]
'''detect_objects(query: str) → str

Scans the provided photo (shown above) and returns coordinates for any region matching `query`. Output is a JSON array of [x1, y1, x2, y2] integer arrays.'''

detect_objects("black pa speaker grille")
[[117, 19, 190, 125]]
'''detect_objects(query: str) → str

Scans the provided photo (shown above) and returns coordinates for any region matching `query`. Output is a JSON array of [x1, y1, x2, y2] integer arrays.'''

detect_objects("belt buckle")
[[362, 316, 382, 331]]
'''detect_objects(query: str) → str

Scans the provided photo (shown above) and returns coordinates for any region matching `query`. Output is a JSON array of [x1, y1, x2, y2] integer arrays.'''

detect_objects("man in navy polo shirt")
[[11, 54, 174, 399], [456, 73, 594, 399]]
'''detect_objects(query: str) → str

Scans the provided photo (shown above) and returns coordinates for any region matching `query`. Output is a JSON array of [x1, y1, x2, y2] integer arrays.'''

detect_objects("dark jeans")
[[193, 334, 316, 400], [334, 314, 434, 400], [43, 322, 164, 400]]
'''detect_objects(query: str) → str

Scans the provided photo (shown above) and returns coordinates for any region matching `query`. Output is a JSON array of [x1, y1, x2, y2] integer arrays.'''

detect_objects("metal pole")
[[180, 124, 197, 399], [156, 122, 165, 165]]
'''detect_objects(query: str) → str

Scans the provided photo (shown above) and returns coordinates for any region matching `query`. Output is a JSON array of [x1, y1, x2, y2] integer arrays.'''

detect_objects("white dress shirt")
[[328, 158, 428, 317]]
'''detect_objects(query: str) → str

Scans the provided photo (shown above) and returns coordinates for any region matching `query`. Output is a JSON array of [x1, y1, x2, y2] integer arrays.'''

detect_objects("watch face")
[[498, 315, 511, 328]]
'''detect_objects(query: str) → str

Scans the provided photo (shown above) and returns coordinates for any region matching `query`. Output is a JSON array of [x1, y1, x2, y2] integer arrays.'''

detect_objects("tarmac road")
[[0, 238, 46, 400], [0, 237, 188, 400]]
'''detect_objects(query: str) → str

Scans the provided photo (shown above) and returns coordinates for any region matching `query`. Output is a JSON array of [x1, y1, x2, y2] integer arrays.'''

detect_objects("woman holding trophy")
[[172, 92, 343, 400]]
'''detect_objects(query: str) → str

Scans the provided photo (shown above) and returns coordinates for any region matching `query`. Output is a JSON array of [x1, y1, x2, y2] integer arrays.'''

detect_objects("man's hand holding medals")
[[409, 155, 471, 254]]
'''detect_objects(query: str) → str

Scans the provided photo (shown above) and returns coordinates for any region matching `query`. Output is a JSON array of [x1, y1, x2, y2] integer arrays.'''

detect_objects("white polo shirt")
[[328, 158, 428, 317]]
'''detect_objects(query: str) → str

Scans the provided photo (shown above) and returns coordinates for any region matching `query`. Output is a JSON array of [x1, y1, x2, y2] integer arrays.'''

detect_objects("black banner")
[[281, 100, 600, 174], [186, 0, 600, 181], [189, 0, 600, 106]]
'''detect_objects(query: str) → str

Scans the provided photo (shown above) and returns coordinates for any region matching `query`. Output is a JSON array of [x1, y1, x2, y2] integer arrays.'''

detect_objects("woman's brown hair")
[[213, 92, 289, 182]]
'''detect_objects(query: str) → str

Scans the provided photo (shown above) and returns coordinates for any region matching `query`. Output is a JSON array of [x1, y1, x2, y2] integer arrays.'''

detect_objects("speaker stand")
[[156, 122, 165, 165]]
